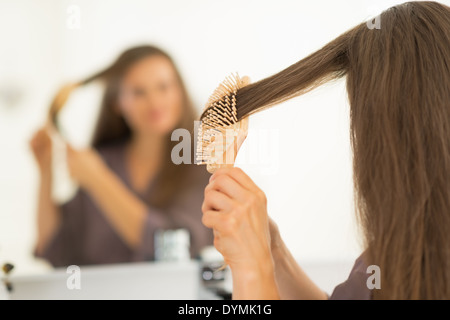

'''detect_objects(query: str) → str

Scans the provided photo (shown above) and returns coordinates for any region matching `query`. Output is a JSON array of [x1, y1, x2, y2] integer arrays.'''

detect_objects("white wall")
[[0, 0, 63, 274], [1, 0, 442, 275]]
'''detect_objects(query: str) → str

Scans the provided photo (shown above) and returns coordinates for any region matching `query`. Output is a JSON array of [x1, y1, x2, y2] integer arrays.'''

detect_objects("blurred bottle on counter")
[[154, 228, 190, 262]]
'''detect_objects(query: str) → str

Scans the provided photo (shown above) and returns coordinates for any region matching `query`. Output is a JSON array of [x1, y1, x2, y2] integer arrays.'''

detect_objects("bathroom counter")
[[6, 260, 211, 300]]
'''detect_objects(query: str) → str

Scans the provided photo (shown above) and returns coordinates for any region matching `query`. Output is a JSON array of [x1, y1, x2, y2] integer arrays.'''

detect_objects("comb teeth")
[[196, 73, 245, 166]]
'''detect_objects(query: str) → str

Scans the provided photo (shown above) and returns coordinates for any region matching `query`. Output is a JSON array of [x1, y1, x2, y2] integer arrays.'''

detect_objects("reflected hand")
[[202, 167, 273, 272], [29, 127, 52, 173], [66, 145, 106, 190]]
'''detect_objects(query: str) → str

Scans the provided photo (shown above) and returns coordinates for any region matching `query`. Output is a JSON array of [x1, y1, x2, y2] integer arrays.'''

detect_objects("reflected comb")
[[196, 74, 250, 173]]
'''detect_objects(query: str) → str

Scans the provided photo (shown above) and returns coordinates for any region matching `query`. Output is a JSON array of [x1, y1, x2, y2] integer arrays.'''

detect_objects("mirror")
[[0, 0, 373, 299]]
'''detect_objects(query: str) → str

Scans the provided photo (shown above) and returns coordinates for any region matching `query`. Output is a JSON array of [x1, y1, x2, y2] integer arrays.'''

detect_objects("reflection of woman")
[[201, 2, 450, 299], [30, 46, 212, 267]]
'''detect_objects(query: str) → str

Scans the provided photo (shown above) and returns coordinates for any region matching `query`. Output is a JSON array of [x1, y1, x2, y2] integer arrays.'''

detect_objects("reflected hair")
[[204, 1, 450, 299]]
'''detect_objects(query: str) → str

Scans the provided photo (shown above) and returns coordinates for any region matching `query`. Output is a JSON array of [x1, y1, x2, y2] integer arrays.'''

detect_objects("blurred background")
[[0, 0, 436, 280]]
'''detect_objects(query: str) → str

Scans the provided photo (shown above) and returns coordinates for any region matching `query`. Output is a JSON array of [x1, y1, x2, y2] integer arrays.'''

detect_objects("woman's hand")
[[202, 167, 279, 299], [66, 145, 107, 190], [202, 167, 271, 270], [268, 217, 283, 252], [29, 128, 53, 173]]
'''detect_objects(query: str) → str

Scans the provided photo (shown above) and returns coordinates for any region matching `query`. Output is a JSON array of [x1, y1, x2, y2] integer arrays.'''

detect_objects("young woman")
[[201, 1, 450, 299], [30, 46, 213, 267]]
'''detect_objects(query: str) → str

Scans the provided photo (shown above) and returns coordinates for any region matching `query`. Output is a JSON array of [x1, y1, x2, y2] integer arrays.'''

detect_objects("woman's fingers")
[[29, 128, 52, 158], [202, 210, 223, 230], [202, 209, 237, 236], [30, 128, 49, 147], [202, 189, 234, 212], [206, 167, 265, 206], [205, 173, 248, 202], [201, 166, 273, 276], [211, 167, 260, 192], [209, 167, 267, 207]]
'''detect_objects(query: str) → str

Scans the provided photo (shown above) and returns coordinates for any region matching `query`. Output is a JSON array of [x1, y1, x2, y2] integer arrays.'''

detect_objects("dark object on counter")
[[201, 262, 232, 300], [2, 262, 15, 293], [2, 263, 14, 274], [4, 281, 13, 293]]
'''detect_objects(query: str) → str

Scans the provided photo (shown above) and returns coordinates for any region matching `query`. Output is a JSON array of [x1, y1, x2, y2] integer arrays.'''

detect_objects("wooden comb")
[[196, 74, 250, 173]]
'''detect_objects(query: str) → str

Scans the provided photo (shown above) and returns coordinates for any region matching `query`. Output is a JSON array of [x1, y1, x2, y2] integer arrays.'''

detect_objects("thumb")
[[241, 75, 251, 87]]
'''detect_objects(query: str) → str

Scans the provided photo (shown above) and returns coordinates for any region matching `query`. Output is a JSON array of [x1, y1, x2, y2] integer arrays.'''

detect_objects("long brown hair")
[[49, 45, 197, 207], [205, 2, 450, 299]]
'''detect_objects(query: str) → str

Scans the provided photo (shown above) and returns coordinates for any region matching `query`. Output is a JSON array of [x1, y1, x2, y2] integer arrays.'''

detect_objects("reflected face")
[[118, 55, 184, 136]]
